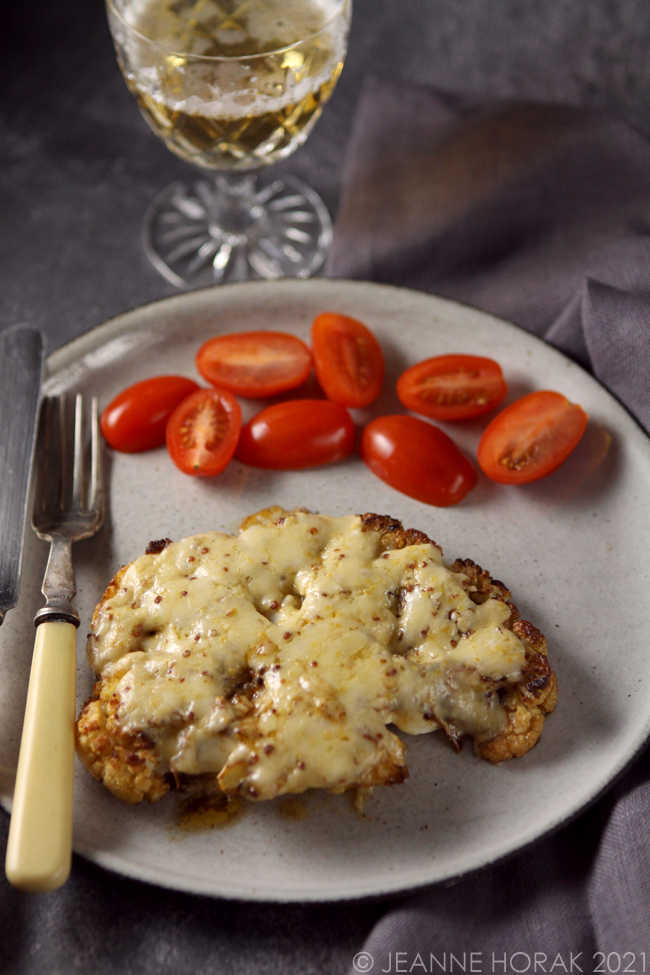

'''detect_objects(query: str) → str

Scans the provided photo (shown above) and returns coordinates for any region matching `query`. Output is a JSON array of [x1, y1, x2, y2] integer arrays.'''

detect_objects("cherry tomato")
[[361, 415, 477, 507], [477, 390, 588, 484], [396, 354, 507, 421], [311, 313, 385, 408], [195, 331, 312, 398], [166, 388, 242, 477], [236, 399, 355, 469], [100, 376, 200, 453]]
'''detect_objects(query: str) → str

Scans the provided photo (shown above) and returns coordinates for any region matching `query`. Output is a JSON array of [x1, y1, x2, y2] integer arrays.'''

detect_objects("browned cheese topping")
[[79, 510, 556, 804]]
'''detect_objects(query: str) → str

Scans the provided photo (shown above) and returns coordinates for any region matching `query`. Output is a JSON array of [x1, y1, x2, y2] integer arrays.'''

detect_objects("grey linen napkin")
[[326, 76, 650, 433], [326, 77, 650, 971]]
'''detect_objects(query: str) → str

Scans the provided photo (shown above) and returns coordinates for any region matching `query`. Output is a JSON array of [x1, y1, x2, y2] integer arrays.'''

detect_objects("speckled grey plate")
[[1, 279, 647, 901]]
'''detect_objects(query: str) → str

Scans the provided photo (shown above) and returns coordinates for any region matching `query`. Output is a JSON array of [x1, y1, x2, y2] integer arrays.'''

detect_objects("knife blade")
[[0, 325, 44, 624]]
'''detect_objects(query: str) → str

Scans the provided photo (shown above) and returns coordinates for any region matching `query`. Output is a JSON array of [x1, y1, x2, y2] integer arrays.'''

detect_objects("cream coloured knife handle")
[[6, 621, 77, 891]]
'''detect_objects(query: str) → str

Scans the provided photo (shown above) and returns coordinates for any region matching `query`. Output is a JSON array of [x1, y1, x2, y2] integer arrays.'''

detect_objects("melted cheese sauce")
[[88, 512, 527, 800]]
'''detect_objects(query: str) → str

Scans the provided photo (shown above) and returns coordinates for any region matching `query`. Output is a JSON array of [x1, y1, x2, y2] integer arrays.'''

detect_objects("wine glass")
[[106, 0, 352, 288]]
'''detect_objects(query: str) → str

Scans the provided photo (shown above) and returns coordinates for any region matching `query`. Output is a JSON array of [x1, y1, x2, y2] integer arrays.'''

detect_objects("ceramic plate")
[[1, 280, 647, 901]]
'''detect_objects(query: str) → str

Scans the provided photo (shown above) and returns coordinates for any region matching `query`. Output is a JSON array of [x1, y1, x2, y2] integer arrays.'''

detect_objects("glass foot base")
[[142, 172, 332, 289]]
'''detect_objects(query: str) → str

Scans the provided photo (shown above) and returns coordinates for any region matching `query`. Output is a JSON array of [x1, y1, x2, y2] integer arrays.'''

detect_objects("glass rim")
[[106, 0, 350, 62]]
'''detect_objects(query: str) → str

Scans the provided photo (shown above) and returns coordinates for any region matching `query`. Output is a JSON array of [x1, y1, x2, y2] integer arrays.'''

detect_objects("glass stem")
[[209, 173, 260, 239], [214, 173, 257, 202]]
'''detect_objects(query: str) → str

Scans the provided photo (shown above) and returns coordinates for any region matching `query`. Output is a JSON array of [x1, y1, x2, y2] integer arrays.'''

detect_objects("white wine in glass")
[[107, 0, 351, 286]]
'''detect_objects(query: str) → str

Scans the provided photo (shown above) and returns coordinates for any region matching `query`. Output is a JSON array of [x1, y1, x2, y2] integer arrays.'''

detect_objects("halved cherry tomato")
[[195, 331, 312, 398], [236, 399, 355, 469], [361, 415, 477, 506], [100, 375, 200, 453], [311, 313, 384, 408], [477, 390, 588, 484], [166, 388, 241, 477], [396, 354, 507, 421]]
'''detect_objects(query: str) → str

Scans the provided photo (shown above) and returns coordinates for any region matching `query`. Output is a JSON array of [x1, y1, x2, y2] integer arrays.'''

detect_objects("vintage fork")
[[6, 394, 104, 891]]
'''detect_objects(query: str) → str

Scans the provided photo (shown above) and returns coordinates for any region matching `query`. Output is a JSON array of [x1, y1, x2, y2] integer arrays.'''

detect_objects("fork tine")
[[89, 397, 102, 512], [58, 396, 68, 512], [34, 398, 62, 516], [32, 393, 105, 538], [71, 394, 84, 510], [31, 400, 49, 517]]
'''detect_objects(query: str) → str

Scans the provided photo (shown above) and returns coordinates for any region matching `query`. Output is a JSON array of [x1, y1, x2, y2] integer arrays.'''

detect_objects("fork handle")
[[6, 621, 77, 891]]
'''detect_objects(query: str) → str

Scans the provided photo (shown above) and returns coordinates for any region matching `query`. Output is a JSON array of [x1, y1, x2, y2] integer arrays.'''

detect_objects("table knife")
[[0, 325, 44, 623]]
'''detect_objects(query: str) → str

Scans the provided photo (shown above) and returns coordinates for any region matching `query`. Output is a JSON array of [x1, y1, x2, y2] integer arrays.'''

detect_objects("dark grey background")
[[2, 1, 650, 972]]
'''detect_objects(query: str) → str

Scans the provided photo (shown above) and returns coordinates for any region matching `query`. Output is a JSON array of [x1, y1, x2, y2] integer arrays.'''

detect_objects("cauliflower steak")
[[76, 510, 557, 805]]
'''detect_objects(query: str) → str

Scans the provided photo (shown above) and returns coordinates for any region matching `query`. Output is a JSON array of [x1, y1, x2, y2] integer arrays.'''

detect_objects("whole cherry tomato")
[[100, 375, 200, 453], [477, 390, 588, 484], [397, 354, 507, 421], [196, 331, 312, 398], [166, 387, 242, 477], [236, 399, 355, 469], [311, 313, 385, 408], [361, 415, 477, 507]]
